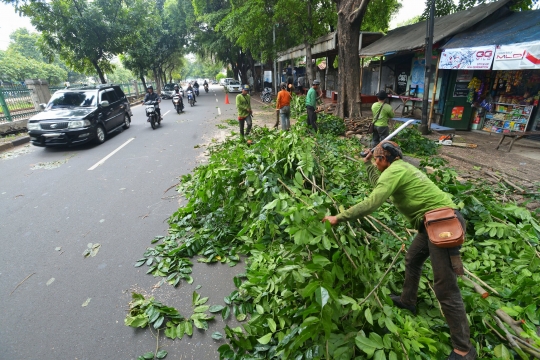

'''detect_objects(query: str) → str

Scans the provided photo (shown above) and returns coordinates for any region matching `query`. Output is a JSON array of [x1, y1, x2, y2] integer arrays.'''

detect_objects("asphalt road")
[[0, 85, 244, 360]]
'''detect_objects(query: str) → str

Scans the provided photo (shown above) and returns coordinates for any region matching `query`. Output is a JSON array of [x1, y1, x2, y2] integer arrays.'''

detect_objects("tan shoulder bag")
[[424, 207, 464, 248]]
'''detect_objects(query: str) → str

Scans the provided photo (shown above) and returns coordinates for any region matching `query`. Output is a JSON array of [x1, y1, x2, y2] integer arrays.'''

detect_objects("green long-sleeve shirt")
[[305, 87, 317, 108], [236, 94, 252, 118], [371, 102, 395, 127], [336, 160, 456, 229]]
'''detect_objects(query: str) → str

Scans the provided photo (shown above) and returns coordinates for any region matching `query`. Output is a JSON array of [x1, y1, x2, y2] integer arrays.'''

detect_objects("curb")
[[0, 135, 30, 152]]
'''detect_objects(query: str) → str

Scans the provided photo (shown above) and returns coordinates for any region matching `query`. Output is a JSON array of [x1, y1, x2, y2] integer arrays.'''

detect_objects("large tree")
[[5, 0, 153, 83]]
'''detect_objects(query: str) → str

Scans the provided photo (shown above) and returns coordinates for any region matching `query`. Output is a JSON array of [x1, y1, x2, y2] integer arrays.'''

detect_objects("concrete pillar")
[[25, 79, 51, 110], [133, 80, 139, 97]]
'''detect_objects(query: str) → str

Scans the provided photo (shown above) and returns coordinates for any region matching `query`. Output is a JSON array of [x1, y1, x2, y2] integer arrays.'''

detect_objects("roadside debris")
[[83, 243, 101, 258]]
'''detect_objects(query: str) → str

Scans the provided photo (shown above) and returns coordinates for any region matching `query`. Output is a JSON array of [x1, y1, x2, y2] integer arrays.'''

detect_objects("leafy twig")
[[463, 268, 499, 295], [492, 315, 530, 360], [357, 244, 405, 307], [367, 215, 405, 242]]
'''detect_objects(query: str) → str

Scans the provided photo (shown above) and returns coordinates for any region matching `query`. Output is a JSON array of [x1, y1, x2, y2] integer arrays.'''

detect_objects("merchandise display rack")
[[483, 102, 534, 133]]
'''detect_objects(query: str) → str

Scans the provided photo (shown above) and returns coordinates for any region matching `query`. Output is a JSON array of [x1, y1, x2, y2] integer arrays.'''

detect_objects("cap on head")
[[376, 90, 387, 100], [242, 85, 250, 91], [313, 80, 320, 85], [373, 141, 402, 162]]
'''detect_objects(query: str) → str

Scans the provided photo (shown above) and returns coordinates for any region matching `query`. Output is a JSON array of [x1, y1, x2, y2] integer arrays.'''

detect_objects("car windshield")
[[163, 84, 177, 91], [229, 81, 240, 85], [47, 91, 97, 108]]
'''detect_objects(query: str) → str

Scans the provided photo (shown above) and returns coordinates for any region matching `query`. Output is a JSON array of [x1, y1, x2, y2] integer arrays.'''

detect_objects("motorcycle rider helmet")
[[174, 85, 179, 90], [147, 85, 153, 91]]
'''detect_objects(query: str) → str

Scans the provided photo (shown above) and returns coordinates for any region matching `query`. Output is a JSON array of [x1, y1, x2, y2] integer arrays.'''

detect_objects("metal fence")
[[0, 84, 40, 123]]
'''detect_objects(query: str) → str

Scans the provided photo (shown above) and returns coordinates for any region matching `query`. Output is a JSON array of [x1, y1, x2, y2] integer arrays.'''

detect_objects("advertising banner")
[[410, 58, 425, 96], [493, 41, 540, 70], [440, 46, 496, 70]]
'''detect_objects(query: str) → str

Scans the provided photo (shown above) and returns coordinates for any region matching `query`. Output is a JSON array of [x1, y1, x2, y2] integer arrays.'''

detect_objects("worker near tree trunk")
[[371, 90, 394, 148], [322, 141, 476, 360], [236, 85, 252, 139], [305, 80, 320, 131]]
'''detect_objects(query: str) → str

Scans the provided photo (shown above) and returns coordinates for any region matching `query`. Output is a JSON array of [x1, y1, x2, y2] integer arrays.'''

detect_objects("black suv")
[[27, 85, 133, 147]]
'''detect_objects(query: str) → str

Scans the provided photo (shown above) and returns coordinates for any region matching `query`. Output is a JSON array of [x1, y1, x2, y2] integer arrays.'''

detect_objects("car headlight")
[[68, 120, 91, 129], [27, 122, 41, 130]]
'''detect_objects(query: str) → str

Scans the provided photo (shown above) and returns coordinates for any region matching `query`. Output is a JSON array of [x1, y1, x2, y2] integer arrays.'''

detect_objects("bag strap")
[[373, 102, 384, 124], [242, 94, 251, 108]]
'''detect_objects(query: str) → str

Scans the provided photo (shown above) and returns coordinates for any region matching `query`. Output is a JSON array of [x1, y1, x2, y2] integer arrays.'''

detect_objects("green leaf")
[[365, 308, 373, 325], [212, 331, 224, 340], [194, 305, 210, 313], [257, 333, 273, 345], [494, 344, 511, 359], [384, 317, 399, 334], [209, 305, 225, 313], [154, 315, 164, 329], [315, 287, 329, 308], [156, 349, 168, 359], [185, 321, 193, 336], [195, 285, 202, 290], [193, 319, 208, 330], [142, 352, 154, 360], [268, 318, 277, 332], [196, 297, 209, 306], [176, 322, 185, 340], [222, 306, 231, 320], [236, 313, 247, 321], [374, 349, 387, 360], [192, 291, 200, 306], [355, 334, 382, 357], [312, 254, 331, 267], [256, 304, 264, 314]]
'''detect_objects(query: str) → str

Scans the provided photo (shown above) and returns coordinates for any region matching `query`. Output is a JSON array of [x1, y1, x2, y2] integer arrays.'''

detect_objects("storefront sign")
[[493, 41, 540, 70], [453, 83, 469, 97], [440, 46, 495, 70], [456, 70, 474, 82]]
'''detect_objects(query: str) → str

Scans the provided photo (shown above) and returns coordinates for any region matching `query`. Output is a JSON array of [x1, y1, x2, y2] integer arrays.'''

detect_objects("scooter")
[[172, 94, 183, 114], [204, 84, 209, 93], [144, 100, 161, 129], [194, 87, 200, 96], [187, 90, 195, 107]]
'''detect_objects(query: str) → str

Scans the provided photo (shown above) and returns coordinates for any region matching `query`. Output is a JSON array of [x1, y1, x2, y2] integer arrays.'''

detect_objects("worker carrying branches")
[[322, 141, 477, 360]]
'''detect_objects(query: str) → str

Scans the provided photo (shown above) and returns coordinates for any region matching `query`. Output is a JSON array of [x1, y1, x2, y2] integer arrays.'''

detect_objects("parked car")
[[227, 80, 242, 93], [27, 85, 133, 147], [161, 83, 180, 99], [220, 78, 235, 86]]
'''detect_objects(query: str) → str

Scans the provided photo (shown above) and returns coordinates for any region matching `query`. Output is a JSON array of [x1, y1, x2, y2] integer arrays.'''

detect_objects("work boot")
[[447, 347, 477, 360], [390, 294, 417, 315]]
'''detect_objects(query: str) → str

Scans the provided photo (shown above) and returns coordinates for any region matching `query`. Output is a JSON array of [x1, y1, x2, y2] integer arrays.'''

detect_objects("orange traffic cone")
[[224, 93, 230, 104]]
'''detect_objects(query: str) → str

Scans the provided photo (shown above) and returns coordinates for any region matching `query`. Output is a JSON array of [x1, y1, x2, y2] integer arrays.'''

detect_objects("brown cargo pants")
[[400, 210, 472, 352]]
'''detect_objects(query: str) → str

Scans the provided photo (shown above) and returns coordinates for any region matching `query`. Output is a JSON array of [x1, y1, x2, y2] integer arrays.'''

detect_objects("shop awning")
[[359, 0, 513, 57], [441, 10, 540, 70]]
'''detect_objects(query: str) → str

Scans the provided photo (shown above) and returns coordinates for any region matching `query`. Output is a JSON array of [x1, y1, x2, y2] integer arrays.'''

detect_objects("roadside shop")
[[438, 9, 540, 138]]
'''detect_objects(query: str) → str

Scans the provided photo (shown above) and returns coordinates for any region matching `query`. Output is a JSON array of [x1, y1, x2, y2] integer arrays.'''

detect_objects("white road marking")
[[88, 138, 135, 170], [163, 110, 170, 117], [218, 107, 221, 115]]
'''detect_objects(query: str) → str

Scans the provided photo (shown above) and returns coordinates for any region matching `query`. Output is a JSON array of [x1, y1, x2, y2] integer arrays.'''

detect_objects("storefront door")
[[442, 71, 473, 130]]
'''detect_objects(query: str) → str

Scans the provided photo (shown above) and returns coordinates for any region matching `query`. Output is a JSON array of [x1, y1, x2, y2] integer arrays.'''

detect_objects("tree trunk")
[[305, 40, 315, 86], [140, 75, 147, 90], [334, 0, 371, 118], [92, 60, 107, 84]]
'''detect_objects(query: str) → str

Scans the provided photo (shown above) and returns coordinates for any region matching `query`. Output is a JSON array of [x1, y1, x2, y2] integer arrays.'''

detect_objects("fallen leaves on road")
[[83, 243, 101, 258]]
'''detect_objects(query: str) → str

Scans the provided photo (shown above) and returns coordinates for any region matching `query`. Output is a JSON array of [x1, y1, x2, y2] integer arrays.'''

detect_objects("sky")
[[0, 3, 35, 50], [389, 0, 425, 29]]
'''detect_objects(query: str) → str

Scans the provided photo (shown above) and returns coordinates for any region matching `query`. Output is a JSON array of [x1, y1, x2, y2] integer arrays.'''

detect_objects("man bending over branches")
[[322, 141, 476, 360]]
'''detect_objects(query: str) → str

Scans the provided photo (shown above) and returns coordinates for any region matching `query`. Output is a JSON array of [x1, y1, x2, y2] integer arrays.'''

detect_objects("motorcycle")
[[204, 84, 209, 93], [187, 90, 195, 107], [172, 93, 183, 114], [261, 87, 272, 103], [194, 86, 200, 96], [144, 100, 161, 129]]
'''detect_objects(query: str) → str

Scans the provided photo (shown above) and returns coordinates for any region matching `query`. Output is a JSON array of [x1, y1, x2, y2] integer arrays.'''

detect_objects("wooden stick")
[[463, 268, 500, 295], [493, 315, 530, 360], [427, 282, 444, 318], [512, 336, 540, 358], [460, 275, 489, 298], [10, 272, 35, 295], [496, 309, 529, 342], [484, 318, 506, 341], [364, 216, 380, 233], [368, 215, 405, 242], [357, 244, 405, 307]]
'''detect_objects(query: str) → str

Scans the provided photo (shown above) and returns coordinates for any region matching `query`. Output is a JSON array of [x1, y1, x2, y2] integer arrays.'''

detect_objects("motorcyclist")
[[172, 84, 184, 110], [186, 83, 196, 103], [193, 81, 200, 96], [203, 80, 209, 92], [143, 85, 162, 120]]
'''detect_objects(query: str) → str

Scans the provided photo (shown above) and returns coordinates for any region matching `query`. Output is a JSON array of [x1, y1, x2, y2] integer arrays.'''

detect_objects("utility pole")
[[420, 0, 435, 135], [273, 25, 277, 95]]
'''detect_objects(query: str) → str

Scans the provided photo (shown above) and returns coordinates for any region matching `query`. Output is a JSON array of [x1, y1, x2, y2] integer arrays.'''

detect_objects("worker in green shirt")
[[371, 90, 395, 147], [305, 80, 320, 131], [236, 85, 253, 139], [322, 141, 476, 360]]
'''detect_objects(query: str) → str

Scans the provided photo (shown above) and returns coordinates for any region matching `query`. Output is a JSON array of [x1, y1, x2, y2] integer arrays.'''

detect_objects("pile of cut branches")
[[130, 122, 540, 359]]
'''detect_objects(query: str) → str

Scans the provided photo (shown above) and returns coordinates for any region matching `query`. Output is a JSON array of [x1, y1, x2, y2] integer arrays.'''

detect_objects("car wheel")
[[122, 114, 131, 129], [94, 125, 106, 144]]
